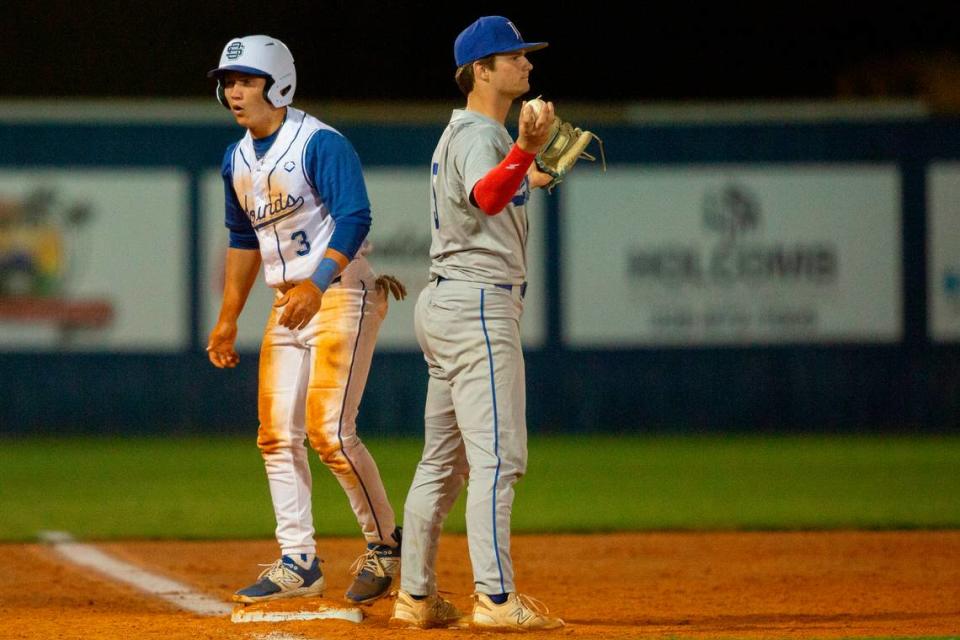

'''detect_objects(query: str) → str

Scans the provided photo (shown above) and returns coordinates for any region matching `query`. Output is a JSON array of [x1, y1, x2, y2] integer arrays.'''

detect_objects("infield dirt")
[[2, 531, 958, 639]]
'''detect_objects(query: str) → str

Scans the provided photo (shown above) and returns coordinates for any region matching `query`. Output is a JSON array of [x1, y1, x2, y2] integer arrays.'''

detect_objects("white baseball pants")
[[256, 281, 395, 556]]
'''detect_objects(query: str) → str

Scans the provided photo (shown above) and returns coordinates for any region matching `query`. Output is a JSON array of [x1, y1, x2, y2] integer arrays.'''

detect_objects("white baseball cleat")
[[389, 590, 464, 629], [469, 592, 565, 631]]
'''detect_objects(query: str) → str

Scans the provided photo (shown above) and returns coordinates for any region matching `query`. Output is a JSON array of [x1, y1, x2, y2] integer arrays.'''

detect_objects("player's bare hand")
[[375, 274, 407, 301], [206, 321, 240, 369], [274, 280, 323, 330], [517, 99, 555, 154], [527, 163, 554, 190]]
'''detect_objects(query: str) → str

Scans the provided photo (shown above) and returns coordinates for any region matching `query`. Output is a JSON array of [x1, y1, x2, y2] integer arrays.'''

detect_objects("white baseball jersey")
[[226, 107, 368, 287]]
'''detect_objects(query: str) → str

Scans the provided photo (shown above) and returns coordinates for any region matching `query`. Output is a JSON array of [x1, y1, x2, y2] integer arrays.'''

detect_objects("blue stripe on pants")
[[336, 285, 383, 541], [480, 288, 506, 593]]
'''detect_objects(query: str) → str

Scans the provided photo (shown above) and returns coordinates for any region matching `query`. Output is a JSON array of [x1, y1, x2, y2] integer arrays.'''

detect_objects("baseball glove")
[[375, 274, 407, 301], [535, 116, 606, 192]]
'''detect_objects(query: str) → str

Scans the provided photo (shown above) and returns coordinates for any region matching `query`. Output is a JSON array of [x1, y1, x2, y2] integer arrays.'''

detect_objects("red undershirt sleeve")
[[470, 144, 536, 215]]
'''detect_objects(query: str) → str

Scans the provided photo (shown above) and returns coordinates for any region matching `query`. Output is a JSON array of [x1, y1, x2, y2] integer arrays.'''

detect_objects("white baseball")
[[526, 98, 545, 118]]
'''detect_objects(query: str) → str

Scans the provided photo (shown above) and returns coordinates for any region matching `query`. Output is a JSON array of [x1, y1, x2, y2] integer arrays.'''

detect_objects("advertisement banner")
[[563, 166, 902, 346], [927, 163, 960, 342], [0, 170, 188, 351], [201, 168, 546, 350]]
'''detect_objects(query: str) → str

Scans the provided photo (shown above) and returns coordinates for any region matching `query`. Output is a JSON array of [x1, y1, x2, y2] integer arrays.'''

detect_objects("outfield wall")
[[1, 104, 958, 433]]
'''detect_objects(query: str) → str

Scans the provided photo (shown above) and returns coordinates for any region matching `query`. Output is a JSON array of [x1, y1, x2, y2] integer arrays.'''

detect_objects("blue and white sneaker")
[[345, 527, 401, 604], [233, 554, 325, 603]]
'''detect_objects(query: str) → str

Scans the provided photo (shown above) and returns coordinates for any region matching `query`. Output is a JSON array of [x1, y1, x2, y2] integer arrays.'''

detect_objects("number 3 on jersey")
[[291, 230, 311, 256]]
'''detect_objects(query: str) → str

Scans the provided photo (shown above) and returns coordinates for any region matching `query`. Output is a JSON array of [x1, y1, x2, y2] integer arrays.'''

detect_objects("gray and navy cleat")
[[233, 554, 325, 603], [345, 526, 401, 604]]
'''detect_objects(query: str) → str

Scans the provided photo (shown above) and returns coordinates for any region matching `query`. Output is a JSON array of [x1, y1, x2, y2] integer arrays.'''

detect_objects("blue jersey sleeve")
[[303, 130, 371, 259], [221, 144, 259, 250]]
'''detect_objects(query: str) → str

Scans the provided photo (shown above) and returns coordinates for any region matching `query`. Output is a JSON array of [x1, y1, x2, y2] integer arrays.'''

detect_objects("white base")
[[231, 605, 364, 624]]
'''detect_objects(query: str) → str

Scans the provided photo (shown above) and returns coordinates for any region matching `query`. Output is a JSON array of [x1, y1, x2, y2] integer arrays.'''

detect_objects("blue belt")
[[436, 276, 526, 298]]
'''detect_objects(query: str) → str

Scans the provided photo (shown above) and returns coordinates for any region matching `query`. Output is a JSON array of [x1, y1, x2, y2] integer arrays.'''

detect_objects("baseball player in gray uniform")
[[389, 16, 563, 631]]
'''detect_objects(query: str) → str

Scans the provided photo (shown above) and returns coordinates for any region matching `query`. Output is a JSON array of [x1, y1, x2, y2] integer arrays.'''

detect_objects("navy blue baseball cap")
[[454, 16, 548, 67]]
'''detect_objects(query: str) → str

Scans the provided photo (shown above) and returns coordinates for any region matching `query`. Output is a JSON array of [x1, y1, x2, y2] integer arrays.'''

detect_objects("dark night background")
[[3, 1, 960, 104]]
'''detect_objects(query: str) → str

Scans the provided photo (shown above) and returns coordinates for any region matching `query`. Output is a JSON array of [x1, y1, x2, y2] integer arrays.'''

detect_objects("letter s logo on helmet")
[[207, 35, 296, 109]]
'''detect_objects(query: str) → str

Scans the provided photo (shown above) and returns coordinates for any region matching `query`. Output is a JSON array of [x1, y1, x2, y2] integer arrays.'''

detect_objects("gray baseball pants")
[[401, 278, 528, 596]]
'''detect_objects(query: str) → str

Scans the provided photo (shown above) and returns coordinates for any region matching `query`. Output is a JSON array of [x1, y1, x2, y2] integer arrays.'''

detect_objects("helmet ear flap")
[[262, 78, 275, 107], [216, 81, 230, 109], [217, 75, 278, 109]]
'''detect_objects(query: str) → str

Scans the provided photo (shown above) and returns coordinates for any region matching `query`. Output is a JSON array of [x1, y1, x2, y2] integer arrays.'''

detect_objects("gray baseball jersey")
[[429, 109, 531, 285], [401, 108, 531, 597]]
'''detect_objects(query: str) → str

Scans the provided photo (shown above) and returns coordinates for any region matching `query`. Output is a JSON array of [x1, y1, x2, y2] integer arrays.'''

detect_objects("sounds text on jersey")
[[244, 192, 306, 229]]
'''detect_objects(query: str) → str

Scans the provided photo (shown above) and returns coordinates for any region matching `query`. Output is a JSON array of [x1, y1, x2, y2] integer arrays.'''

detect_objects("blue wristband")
[[311, 257, 340, 292]]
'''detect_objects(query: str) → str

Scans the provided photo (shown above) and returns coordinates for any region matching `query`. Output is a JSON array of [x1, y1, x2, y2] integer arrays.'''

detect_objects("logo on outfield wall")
[[703, 184, 761, 240], [0, 189, 113, 333], [627, 183, 838, 287]]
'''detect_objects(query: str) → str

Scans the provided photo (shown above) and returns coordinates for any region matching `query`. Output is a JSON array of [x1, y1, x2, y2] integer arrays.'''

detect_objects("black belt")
[[436, 276, 526, 297]]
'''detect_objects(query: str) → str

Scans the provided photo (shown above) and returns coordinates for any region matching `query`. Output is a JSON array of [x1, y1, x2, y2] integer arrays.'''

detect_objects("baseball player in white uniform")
[[205, 35, 406, 605], [389, 17, 563, 631]]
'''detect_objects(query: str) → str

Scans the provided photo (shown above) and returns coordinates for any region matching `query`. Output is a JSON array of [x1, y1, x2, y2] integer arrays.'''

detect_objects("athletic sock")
[[285, 553, 316, 570], [487, 593, 508, 605]]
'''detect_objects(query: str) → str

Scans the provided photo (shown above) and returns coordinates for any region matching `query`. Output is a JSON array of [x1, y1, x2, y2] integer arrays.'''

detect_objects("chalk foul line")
[[38, 530, 232, 617]]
